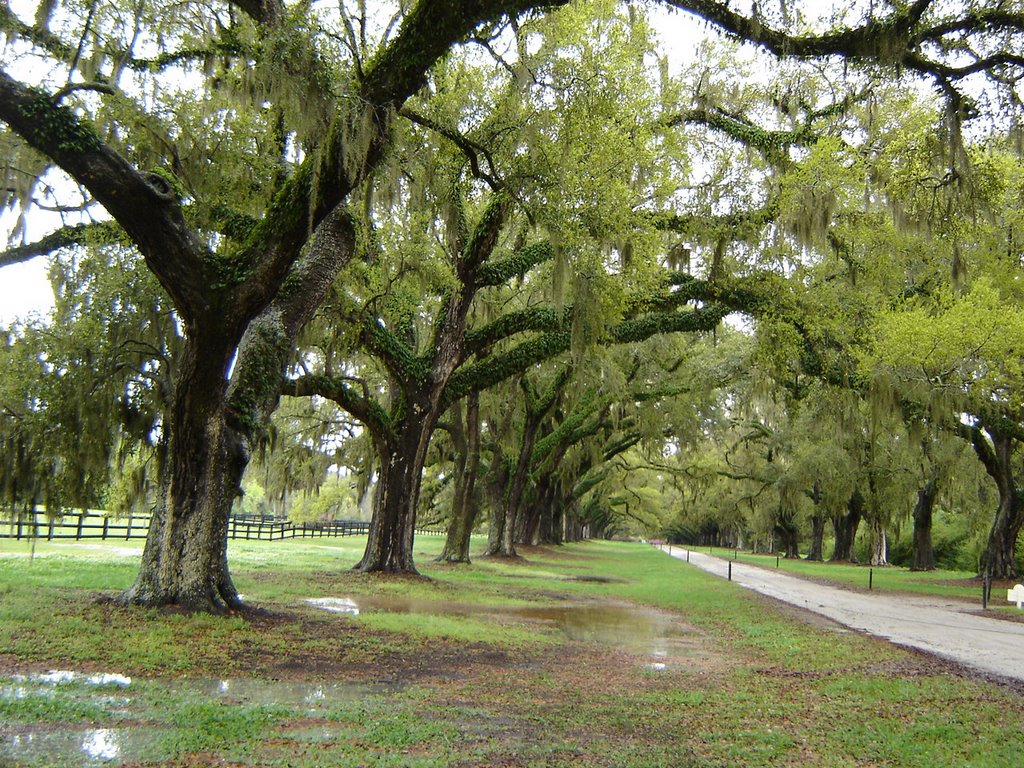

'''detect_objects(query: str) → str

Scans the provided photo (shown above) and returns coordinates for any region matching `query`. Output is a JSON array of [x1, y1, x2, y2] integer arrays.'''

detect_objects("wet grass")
[[1, 537, 1022, 766]]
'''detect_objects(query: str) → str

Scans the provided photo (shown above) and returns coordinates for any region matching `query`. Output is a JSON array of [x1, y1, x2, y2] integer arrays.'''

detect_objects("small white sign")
[[1008, 584, 1024, 609]]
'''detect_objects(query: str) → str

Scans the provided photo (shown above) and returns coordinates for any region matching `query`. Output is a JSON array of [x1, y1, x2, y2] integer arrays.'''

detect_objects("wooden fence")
[[0, 510, 445, 543]]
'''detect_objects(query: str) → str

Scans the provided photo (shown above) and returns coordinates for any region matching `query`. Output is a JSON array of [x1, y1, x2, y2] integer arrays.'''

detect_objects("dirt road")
[[661, 546, 1024, 685]]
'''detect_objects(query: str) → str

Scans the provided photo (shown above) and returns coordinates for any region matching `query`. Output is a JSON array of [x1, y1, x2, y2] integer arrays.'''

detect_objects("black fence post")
[[728, 561, 732, 581]]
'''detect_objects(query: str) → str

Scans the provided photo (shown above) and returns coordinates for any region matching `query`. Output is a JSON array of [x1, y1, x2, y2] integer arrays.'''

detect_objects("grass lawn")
[[1, 535, 1021, 767]]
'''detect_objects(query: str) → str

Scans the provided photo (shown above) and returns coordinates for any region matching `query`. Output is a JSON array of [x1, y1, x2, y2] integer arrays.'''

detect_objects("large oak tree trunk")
[[121, 338, 244, 611], [806, 514, 826, 561], [484, 435, 511, 557], [437, 394, 481, 564], [488, 404, 544, 557], [122, 208, 356, 610], [983, 495, 1023, 579], [969, 430, 1024, 579], [910, 477, 938, 571], [356, 408, 437, 573], [518, 476, 559, 546], [805, 482, 825, 561], [830, 488, 864, 563], [869, 523, 888, 566], [775, 515, 800, 559], [533, 481, 563, 545]]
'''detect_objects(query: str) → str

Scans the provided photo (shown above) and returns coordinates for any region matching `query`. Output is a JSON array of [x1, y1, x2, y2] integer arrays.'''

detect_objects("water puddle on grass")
[[306, 596, 702, 668], [196, 676, 384, 708], [3, 727, 165, 767], [0, 670, 384, 767], [14, 670, 133, 687]]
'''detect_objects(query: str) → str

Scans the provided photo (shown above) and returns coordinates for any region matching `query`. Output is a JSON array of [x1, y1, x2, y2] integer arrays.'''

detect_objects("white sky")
[[0, 203, 54, 325], [0, 260, 52, 325]]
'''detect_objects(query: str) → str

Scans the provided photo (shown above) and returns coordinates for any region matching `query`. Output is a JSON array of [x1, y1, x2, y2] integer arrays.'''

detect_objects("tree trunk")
[[970, 430, 1024, 579], [562, 504, 578, 542], [806, 514, 826, 561], [490, 404, 544, 557], [566, 502, 586, 541], [983, 494, 1023, 579], [830, 488, 863, 563], [535, 483, 561, 545], [910, 477, 938, 571], [121, 338, 244, 611], [437, 393, 481, 564], [356, 406, 437, 573], [805, 483, 825, 561], [774, 515, 800, 559], [869, 523, 888, 566], [483, 373, 566, 557], [484, 434, 511, 557], [121, 206, 357, 611]]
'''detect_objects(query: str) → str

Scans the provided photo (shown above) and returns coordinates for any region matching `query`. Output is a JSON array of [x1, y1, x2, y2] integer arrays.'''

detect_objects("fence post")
[[126, 512, 133, 540], [102, 516, 109, 539], [728, 561, 732, 581], [76, 512, 85, 541]]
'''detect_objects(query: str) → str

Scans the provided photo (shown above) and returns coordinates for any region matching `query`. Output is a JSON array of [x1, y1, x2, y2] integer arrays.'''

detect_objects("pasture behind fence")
[[1, 510, 444, 543]]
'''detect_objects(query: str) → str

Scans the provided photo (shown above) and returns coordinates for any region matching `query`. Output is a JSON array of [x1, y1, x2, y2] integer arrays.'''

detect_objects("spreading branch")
[[0, 220, 123, 267]]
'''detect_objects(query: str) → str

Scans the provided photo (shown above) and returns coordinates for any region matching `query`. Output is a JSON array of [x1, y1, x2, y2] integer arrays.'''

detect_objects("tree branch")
[[400, 106, 503, 190], [281, 374, 392, 442], [475, 241, 553, 288], [0, 71, 212, 317], [0, 220, 123, 267]]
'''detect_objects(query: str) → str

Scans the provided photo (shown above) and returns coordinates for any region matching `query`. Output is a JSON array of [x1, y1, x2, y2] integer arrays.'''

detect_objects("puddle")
[[1, 671, 135, 714], [3, 727, 165, 767], [194, 677, 383, 709], [15, 671, 133, 688], [306, 595, 702, 667], [0, 671, 385, 767]]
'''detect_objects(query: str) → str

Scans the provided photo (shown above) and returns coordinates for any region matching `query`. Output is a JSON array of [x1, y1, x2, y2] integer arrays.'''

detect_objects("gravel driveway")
[[660, 546, 1024, 685]]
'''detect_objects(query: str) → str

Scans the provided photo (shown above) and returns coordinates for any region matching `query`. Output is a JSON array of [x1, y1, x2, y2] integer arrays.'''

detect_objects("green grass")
[[161, 699, 292, 754], [0, 693, 110, 723], [0, 537, 1022, 767]]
